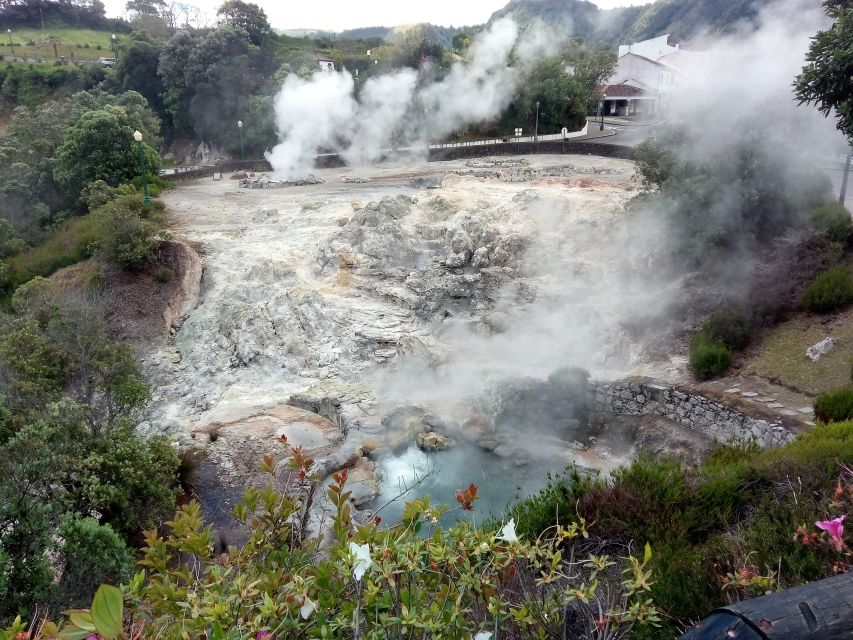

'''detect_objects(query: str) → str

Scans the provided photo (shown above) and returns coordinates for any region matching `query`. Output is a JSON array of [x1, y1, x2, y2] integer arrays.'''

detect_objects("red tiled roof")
[[597, 83, 648, 97]]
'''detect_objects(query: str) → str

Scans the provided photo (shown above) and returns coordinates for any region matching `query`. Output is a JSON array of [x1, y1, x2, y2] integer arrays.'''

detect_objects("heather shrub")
[[801, 266, 853, 312], [702, 304, 754, 351], [814, 387, 853, 423], [812, 201, 853, 245], [56, 516, 133, 608], [690, 331, 732, 379]]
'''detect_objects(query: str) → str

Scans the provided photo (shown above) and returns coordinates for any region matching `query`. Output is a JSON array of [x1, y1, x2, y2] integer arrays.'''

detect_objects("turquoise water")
[[366, 442, 561, 528]]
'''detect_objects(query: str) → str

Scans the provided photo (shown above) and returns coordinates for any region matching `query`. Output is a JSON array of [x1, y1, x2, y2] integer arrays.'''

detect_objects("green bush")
[[502, 422, 853, 634], [814, 387, 853, 423], [57, 516, 133, 608], [801, 266, 853, 313], [812, 202, 853, 245], [154, 267, 173, 283], [702, 304, 753, 351], [91, 194, 165, 270], [690, 331, 732, 379]]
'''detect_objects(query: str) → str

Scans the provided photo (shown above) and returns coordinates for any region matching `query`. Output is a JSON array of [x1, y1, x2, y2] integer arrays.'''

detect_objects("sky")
[[102, 0, 648, 32]]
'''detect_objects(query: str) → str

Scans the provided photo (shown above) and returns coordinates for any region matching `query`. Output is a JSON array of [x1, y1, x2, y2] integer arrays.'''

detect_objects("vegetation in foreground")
[[503, 421, 853, 637], [0, 420, 849, 639]]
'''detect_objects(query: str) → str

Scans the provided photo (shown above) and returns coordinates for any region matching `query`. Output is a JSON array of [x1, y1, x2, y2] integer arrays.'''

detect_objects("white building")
[[599, 34, 699, 117], [315, 54, 335, 72]]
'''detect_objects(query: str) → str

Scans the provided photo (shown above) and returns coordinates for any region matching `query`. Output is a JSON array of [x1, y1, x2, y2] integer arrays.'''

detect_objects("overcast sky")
[[102, 0, 647, 32]]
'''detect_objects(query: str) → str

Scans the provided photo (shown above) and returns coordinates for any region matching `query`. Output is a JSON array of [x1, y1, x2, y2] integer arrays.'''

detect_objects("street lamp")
[[7, 29, 14, 58], [237, 120, 244, 159], [534, 100, 540, 142], [133, 130, 152, 209]]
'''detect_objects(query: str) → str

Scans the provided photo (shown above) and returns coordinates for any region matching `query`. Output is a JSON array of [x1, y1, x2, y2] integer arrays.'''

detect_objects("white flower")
[[300, 593, 316, 620], [348, 541, 372, 581], [474, 632, 493, 640], [480, 542, 489, 552], [496, 518, 518, 543]]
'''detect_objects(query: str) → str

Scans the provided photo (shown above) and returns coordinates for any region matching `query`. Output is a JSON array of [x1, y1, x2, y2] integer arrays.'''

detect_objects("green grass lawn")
[[0, 27, 115, 61], [742, 309, 853, 395]]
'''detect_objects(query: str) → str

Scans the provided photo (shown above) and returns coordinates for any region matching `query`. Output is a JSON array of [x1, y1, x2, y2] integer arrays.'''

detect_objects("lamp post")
[[133, 130, 152, 209], [7, 29, 14, 58], [840, 147, 852, 205], [534, 100, 540, 142], [237, 120, 244, 159]]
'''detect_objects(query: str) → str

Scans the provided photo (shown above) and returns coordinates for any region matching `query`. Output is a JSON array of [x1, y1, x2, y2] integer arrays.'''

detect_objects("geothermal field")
[[146, 153, 801, 526]]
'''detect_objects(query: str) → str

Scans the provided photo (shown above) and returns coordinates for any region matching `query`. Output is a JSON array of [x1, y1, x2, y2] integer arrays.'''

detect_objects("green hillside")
[[1, 27, 115, 61], [489, 0, 763, 44]]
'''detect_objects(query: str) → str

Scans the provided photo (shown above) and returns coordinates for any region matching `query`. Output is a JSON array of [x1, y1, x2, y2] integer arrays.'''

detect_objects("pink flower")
[[255, 633, 273, 640], [816, 515, 845, 547]]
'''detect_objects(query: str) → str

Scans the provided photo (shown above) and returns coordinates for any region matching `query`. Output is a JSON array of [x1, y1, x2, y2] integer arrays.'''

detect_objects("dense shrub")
[[814, 387, 853, 423], [701, 304, 753, 351], [56, 516, 133, 608], [801, 266, 853, 312], [90, 194, 166, 269], [812, 201, 853, 245], [502, 421, 853, 634], [690, 331, 732, 379]]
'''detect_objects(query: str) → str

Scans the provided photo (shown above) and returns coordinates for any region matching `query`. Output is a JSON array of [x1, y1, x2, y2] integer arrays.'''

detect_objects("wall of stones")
[[591, 379, 795, 448]]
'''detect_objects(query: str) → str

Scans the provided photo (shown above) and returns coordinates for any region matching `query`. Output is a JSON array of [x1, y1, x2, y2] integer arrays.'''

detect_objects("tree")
[[795, 0, 853, 141], [157, 30, 197, 135], [125, 0, 166, 17], [114, 33, 168, 127], [216, 0, 272, 46], [451, 31, 471, 53], [53, 106, 161, 197]]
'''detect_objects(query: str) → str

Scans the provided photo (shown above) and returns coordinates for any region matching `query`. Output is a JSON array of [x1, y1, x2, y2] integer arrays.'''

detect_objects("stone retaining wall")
[[591, 379, 795, 448]]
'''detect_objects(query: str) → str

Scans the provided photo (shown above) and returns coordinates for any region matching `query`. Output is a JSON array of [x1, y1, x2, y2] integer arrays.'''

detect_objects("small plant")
[[814, 387, 853, 423], [208, 428, 220, 443], [84, 43, 90, 48], [702, 304, 753, 351], [812, 202, 853, 245], [176, 447, 203, 493], [154, 267, 173, 283], [801, 266, 853, 313], [690, 330, 732, 379]]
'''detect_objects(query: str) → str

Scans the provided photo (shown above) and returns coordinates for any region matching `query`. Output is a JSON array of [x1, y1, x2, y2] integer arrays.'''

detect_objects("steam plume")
[[265, 18, 560, 179]]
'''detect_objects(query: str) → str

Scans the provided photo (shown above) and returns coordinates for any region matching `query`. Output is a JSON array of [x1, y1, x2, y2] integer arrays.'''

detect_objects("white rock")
[[806, 337, 835, 361]]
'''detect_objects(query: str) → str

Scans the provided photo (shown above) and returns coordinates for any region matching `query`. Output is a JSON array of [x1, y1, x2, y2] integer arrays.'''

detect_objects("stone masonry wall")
[[591, 379, 795, 449]]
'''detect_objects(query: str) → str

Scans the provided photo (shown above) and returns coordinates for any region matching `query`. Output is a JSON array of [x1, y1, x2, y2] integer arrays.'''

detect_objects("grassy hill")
[[488, 0, 763, 44], [1, 27, 114, 61]]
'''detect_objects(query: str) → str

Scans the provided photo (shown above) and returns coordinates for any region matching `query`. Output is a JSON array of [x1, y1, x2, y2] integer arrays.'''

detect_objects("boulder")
[[806, 337, 835, 361], [417, 431, 452, 452]]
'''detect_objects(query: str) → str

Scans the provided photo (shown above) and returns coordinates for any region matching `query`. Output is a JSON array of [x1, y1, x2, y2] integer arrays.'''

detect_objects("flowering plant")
[[5, 444, 660, 640]]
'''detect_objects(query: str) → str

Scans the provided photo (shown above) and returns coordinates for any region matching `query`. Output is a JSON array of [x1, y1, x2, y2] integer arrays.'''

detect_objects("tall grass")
[[4, 215, 98, 292]]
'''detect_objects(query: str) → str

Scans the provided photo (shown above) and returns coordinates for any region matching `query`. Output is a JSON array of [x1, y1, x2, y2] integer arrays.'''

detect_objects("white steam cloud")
[[375, 0, 850, 418], [265, 18, 560, 179]]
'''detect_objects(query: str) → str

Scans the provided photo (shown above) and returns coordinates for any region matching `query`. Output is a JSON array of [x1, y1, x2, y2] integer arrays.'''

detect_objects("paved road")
[[582, 118, 660, 147]]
